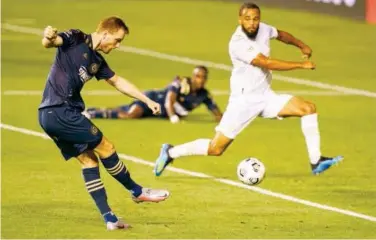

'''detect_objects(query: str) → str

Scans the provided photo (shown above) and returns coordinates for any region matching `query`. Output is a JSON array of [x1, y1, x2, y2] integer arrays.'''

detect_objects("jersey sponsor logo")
[[78, 66, 93, 83]]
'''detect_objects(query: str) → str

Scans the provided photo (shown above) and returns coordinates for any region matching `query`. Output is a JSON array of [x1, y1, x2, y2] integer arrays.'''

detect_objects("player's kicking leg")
[[76, 150, 130, 230], [155, 95, 259, 176], [84, 104, 144, 119], [277, 96, 343, 175], [94, 136, 169, 202], [154, 132, 233, 176]]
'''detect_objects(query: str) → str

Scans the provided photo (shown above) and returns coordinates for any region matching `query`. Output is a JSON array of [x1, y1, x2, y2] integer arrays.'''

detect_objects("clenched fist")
[[44, 26, 58, 41]]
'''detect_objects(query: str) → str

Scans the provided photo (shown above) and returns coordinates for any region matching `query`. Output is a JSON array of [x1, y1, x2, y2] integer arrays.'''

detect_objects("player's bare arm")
[[41, 26, 63, 48], [106, 75, 161, 115], [276, 30, 312, 59], [164, 90, 180, 123], [251, 53, 315, 71], [211, 107, 223, 122]]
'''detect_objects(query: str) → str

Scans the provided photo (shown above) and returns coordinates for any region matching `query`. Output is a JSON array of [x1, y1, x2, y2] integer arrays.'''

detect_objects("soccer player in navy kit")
[[38, 17, 169, 230], [84, 66, 223, 123]]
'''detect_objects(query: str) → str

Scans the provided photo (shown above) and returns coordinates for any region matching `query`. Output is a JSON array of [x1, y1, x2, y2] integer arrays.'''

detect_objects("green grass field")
[[2, 0, 376, 238]]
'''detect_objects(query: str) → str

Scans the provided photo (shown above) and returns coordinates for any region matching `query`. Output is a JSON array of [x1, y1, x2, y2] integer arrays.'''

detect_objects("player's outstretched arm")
[[276, 30, 312, 59], [251, 53, 315, 71], [210, 108, 223, 122], [106, 75, 161, 115], [165, 91, 180, 124], [41, 26, 63, 48]]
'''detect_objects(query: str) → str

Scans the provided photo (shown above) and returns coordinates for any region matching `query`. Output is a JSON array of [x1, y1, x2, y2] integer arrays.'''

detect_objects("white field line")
[[1, 122, 376, 223], [3, 23, 376, 98], [2, 89, 353, 96]]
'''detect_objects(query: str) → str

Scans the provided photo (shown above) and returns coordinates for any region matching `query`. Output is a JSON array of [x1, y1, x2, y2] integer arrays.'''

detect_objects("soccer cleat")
[[103, 212, 130, 230], [154, 144, 174, 176], [131, 188, 170, 203], [311, 155, 344, 175]]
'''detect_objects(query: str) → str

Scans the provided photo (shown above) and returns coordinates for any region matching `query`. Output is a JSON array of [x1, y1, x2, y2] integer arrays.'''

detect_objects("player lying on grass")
[[38, 17, 169, 230], [83, 66, 223, 123], [154, 2, 343, 177]]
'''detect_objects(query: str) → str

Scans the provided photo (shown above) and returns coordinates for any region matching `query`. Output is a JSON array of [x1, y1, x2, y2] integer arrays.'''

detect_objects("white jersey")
[[228, 22, 278, 96]]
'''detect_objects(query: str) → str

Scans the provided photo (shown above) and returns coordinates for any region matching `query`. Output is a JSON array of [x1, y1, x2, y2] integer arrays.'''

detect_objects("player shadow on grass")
[[180, 114, 217, 124]]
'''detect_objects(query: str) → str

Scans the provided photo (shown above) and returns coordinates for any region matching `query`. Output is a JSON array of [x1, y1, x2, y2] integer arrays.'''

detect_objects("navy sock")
[[82, 167, 111, 215], [101, 152, 142, 197], [90, 109, 119, 119]]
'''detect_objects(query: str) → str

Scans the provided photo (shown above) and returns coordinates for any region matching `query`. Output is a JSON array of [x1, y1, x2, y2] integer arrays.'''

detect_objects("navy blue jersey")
[[39, 29, 115, 111], [167, 77, 218, 112]]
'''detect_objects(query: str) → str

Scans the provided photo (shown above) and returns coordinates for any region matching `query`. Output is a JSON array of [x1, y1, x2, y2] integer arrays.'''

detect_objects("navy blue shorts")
[[38, 104, 103, 160], [121, 91, 167, 118]]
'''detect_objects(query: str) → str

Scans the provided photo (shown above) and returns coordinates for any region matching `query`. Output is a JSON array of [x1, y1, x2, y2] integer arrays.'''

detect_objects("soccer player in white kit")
[[154, 2, 343, 176]]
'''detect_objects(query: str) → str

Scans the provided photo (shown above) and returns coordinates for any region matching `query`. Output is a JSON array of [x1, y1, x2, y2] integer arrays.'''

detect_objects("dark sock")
[[82, 167, 111, 215], [90, 109, 119, 119], [101, 152, 142, 197]]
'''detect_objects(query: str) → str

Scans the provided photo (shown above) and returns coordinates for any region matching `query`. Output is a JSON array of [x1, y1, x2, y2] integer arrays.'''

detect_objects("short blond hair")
[[96, 16, 129, 34]]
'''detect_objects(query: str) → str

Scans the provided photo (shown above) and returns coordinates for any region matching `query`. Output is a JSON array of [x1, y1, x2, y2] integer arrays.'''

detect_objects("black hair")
[[239, 2, 260, 16]]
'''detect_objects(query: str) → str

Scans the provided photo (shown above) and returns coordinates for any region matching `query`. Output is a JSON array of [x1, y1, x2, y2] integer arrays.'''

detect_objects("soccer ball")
[[237, 157, 266, 185]]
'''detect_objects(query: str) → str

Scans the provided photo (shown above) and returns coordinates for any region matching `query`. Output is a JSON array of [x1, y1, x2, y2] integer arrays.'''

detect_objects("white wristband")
[[170, 115, 180, 124]]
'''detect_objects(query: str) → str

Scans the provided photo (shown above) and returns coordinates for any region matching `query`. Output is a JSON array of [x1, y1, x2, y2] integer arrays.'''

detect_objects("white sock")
[[168, 139, 210, 159], [301, 113, 321, 164]]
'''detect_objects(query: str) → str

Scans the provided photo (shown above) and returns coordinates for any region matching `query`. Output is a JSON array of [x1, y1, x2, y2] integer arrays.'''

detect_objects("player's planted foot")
[[154, 144, 174, 176], [104, 212, 130, 230], [131, 188, 170, 203], [311, 155, 344, 175]]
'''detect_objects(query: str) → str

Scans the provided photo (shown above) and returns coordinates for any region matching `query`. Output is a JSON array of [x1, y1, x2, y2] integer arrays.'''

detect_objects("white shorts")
[[215, 90, 293, 139]]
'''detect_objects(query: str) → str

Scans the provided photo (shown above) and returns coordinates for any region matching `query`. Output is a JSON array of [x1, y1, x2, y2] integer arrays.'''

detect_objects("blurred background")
[[2, 0, 376, 239]]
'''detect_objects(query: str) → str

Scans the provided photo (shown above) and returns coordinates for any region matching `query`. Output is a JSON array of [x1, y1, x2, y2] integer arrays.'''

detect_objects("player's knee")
[[81, 159, 99, 168], [300, 102, 316, 116], [117, 111, 129, 119], [126, 113, 140, 119], [77, 152, 99, 168], [118, 111, 140, 119], [95, 137, 116, 158]]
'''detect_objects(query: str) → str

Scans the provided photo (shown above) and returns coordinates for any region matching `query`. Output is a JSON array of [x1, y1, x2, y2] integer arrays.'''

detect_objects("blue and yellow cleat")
[[154, 144, 174, 177], [311, 155, 344, 175]]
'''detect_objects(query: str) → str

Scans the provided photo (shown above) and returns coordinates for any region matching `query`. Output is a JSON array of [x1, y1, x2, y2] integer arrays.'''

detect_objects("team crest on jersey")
[[83, 53, 88, 59], [90, 125, 98, 135], [78, 66, 93, 83], [88, 63, 99, 75]]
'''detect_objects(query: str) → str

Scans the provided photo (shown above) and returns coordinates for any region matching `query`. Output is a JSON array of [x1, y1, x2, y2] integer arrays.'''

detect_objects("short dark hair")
[[96, 16, 129, 34], [194, 65, 209, 75], [239, 2, 260, 16]]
